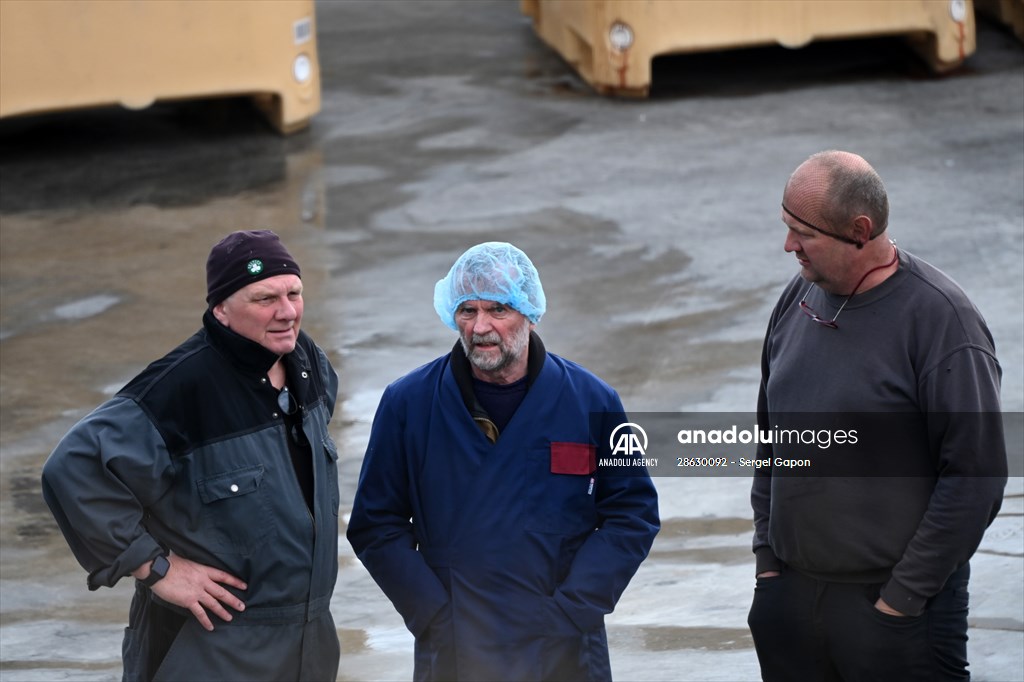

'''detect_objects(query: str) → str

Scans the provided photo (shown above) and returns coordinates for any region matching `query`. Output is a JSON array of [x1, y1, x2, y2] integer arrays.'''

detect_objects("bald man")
[[747, 151, 1007, 681]]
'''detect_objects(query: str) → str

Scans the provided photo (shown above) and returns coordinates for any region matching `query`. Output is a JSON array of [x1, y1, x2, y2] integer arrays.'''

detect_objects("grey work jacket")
[[42, 311, 341, 681]]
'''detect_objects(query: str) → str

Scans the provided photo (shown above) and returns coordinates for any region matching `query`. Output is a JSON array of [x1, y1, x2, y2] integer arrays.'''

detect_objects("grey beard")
[[460, 325, 529, 373]]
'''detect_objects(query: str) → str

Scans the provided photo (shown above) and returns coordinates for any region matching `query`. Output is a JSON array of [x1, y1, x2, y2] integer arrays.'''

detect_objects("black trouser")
[[124, 582, 188, 681], [747, 563, 970, 682]]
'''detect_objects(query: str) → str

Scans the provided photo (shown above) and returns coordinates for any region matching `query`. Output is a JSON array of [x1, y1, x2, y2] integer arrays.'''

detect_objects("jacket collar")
[[203, 309, 293, 379]]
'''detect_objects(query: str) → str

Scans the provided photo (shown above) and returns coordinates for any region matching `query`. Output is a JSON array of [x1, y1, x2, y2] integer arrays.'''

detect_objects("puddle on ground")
[[640, 625, 753, 652], [657, 516, 754, 538], [338, 627, 370, 655]]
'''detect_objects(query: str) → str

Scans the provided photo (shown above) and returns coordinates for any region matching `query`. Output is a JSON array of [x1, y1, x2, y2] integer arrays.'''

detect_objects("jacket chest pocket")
[[523, 443, 598, 536], [196, 465, 277, 555]]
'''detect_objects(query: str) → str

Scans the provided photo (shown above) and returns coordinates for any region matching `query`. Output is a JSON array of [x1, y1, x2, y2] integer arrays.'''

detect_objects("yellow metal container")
[[0, 0, 320, 134], [521, 0, 976, 96]]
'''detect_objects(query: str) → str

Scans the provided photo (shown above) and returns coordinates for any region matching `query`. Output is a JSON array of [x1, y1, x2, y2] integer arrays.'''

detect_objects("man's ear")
[[850, 215, 873, 246], [212, 302, 229, 326]]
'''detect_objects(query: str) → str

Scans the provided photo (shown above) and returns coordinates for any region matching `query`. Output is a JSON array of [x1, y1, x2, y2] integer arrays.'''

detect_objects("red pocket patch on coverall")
[[550, 442, 596, 475]]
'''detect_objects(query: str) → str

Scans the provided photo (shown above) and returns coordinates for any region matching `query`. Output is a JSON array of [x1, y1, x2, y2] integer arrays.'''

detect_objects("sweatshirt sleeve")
[[881, 346, 1007, 616], [751, 326, 783, 576], [41, 397, 171, 589]]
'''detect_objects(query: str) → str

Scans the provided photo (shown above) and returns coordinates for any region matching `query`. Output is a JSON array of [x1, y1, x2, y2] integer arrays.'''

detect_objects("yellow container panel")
[[0, 0, 321, 134], [522, 0, 976, 96]]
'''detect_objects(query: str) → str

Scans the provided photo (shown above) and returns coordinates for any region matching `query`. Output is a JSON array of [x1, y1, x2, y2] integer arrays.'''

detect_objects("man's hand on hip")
[[146, 553, 248, 631]]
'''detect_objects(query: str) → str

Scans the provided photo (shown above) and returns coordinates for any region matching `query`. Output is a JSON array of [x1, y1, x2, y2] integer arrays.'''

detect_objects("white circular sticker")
[[949, 0, 967, 22], [293, 54, 312, 83], [608, 22, 634, 52]]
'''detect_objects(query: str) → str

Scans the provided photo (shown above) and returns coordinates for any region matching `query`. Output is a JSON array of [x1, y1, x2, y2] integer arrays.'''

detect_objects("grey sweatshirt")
[[752, 249, 1007, 616]]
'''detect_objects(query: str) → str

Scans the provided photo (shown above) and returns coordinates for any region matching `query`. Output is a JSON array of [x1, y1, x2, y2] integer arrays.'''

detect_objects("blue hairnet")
[[434, 242, 546, 331]]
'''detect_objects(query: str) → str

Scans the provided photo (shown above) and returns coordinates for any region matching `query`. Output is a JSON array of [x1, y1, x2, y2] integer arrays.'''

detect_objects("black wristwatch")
[[140, 553, 170, 588]]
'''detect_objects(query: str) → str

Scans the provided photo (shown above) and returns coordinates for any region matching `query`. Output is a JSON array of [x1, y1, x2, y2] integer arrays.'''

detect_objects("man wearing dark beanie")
[[42, 230, 341, 681], [205, 229, 302, 308]]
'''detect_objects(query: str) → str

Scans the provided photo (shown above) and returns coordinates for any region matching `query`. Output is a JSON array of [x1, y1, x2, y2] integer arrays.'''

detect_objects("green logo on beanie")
[[247, 259, 264, 275]]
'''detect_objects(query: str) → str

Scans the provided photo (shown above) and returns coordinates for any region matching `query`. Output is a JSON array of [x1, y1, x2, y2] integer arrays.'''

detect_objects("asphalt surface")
[[1, 2, 1021, 680]]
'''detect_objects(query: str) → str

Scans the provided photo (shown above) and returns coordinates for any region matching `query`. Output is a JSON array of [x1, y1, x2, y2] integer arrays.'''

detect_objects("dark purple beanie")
[[206, 230, 301, 307]]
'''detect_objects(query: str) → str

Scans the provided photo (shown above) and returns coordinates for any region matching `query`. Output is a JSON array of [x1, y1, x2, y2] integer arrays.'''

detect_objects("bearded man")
[[347, 241, 660, 682]]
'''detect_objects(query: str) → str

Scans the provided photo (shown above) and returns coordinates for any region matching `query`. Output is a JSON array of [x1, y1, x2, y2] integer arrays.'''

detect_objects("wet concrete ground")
[[1, 1, 1022, 680]]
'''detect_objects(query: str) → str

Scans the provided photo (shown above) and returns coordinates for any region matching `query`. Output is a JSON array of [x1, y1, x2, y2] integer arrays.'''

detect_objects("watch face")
[[144, 554, 170, 586], [152, 554, 170, 578]]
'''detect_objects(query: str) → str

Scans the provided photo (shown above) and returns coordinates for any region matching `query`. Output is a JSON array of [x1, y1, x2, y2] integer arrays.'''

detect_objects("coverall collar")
[[450, 331, 547, 443]]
